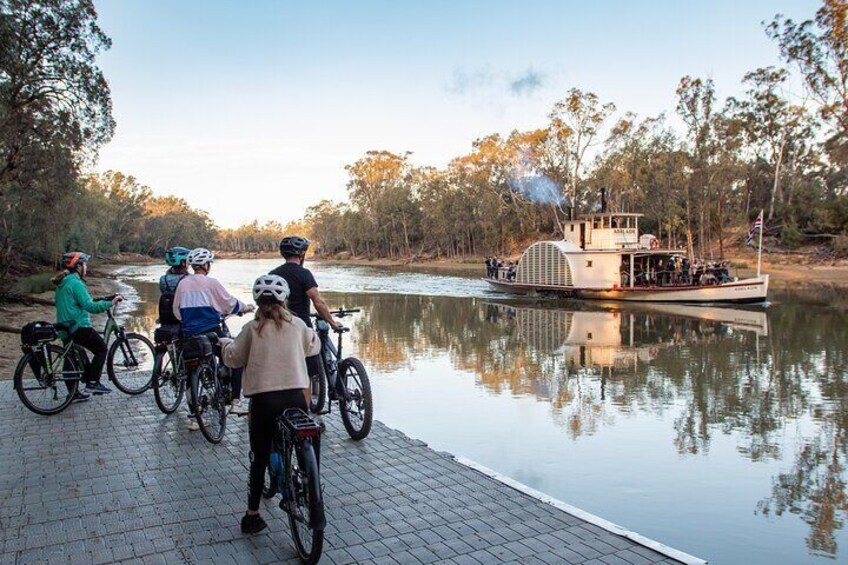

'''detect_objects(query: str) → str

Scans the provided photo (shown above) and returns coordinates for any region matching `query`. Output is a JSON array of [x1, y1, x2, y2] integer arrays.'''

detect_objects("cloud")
[[446, 66, 547, 98], [446, 67, 494, 95], [508, 68, 546, 96]]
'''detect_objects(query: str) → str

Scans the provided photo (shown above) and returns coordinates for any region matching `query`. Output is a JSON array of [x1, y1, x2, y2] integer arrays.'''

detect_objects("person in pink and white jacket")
[[173, 248, 254, 423]]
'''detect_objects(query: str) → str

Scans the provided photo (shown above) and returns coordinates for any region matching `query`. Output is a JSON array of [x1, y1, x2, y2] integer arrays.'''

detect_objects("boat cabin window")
[[586, 260, 593, 267], [570, 225, 574, 232], [593, 218, 601, 229]]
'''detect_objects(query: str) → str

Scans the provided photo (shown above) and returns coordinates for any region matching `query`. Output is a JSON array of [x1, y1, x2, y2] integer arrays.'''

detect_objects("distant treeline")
[[306, 0, 848, 260], [0, 0, 302, 291]]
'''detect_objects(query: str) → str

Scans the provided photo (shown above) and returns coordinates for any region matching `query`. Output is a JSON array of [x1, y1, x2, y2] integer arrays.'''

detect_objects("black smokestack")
[[600, 187, 607, 213]]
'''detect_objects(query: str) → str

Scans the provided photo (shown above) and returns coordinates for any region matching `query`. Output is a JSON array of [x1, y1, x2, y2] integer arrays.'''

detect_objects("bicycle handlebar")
[[309, 307, 361, 319]]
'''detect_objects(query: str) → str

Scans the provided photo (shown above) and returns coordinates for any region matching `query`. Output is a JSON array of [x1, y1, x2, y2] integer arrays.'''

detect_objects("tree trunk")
[[768, 137, 787, 222]]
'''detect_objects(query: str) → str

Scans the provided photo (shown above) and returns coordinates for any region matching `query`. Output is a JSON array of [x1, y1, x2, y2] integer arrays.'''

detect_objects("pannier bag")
[[20, 321, 57, 347], [154, 325, 180, 344], [182, 335, 213, 360]]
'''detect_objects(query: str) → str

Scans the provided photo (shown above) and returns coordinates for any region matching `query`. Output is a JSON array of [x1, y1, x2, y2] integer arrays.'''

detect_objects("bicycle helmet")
[[164, 246, 191, 267], [187, 248, 214, 267], [62, 252, 91, 269], [253, 274, 290, 304], [279, 236, 310, 257]]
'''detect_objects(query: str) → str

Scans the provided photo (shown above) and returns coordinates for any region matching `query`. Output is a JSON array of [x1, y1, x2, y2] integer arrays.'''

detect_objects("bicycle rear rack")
[[278, 408, 322, 440]]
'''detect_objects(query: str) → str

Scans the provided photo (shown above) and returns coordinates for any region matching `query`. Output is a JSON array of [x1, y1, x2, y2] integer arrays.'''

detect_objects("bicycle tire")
[[107, 332, 155, 395], [309, 356, 327, 414], [338, 357, 373, 441], [192, 361, 227, 444], [14, 344, 81, 416], [152, 349, 184, 414], [288, 441, 324, 564]]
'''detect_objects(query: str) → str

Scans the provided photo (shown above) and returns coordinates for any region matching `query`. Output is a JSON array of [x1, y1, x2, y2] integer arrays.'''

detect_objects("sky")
[[94, 0, 821, 229]]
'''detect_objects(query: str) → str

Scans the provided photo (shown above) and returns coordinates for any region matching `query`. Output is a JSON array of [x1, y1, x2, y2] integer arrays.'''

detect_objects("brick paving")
[[0, 384, 697, 564]]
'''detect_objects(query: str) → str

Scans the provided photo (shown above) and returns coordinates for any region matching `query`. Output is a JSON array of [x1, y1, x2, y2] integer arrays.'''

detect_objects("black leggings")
[[247, 389, 307, 511], [63, 327, 108, 392]]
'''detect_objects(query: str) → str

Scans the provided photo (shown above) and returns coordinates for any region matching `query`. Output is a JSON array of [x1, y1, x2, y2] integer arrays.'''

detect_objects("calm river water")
[[116, 259, 848, 564]]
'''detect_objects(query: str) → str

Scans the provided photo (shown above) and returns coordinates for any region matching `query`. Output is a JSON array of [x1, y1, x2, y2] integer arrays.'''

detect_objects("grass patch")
[[15, 272, 56, 294]]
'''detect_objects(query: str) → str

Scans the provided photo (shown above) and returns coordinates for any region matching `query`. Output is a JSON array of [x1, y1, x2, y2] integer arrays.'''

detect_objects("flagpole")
[[757, 209, 763, 278]]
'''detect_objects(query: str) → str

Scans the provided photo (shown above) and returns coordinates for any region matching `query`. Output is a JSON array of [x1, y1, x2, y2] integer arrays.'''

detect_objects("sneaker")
[[70, 390, 90, 403], [240, 513, 268, 534], [186, 419, 200, 431], [229, 399, 248, 416], [85, 382, 112, 395]]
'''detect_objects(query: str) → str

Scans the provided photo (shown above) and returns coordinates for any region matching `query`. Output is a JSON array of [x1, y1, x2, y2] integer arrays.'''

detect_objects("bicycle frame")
[[273, 408, 325, 529]]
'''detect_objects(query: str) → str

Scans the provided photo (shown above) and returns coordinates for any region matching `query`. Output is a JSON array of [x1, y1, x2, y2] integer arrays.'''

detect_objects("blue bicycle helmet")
[[164, 246, 191, 267]]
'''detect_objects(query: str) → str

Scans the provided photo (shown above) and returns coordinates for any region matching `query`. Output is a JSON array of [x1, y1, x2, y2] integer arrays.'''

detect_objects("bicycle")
[[178, 316, 238, 443], [14, 297, 155, 415], [151, 325, 186, 414], [104, 298, 156, 395], [261, 407, 325, 564], [308, 308, 373, 441]]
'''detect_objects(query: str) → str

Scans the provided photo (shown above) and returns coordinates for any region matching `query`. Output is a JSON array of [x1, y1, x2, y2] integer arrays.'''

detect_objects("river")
[[115, 259, 848, 564]]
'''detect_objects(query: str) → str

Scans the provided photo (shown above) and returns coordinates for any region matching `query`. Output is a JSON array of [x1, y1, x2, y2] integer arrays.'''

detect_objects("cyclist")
[[269, 236, 338, 402], [220, 274, 320, 534], [173, 248, 254, 427], [53, 252, 123, 399], [158, 246, 190, 330]]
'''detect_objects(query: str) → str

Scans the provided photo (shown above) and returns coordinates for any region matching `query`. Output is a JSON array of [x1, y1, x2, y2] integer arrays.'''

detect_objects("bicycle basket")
[[154, 325, 181, 345], [182, 335, 213, 360], [20, 321, 56, 347]]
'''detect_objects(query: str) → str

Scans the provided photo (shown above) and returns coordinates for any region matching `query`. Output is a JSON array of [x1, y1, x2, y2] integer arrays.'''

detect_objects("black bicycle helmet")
[[279, 236, 310, 257]]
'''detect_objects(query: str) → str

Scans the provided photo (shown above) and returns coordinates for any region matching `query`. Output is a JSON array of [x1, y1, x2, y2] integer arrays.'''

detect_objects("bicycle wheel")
[[14, 344, 82, 415], [309, 357, 327, 414], [152, 349, 184, 414], [192, 361, 227, 444], [107, 333, 155, 395], [287, 441, 324, 564], [338, 357, 373, 440]]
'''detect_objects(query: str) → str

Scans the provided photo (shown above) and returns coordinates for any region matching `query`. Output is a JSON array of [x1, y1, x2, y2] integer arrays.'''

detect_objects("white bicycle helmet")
[[187, 248, 214, 267], [253, 274, 290, 303]]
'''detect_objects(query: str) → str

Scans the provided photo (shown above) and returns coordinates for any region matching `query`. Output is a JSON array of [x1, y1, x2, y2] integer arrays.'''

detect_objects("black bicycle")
[[179, 316, 240, 443], [151, 325, 186, 414], [309, 308, 373, 441], [14, 297, 155, 415], [263, 408, 325, 564]]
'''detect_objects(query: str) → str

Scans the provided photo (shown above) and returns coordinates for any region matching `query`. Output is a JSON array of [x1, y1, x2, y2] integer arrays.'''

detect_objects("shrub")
[[780, 224, 803, 249], [833, 234, 848, 258], [15, 273, 56, 295]]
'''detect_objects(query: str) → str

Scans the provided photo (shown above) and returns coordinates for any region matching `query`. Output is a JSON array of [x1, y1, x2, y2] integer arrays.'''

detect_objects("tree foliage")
[[307, 1, 848, 260]]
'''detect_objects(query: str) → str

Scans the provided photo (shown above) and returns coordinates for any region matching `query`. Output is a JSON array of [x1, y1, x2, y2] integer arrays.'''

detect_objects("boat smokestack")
[[600, 187, 607, 213]]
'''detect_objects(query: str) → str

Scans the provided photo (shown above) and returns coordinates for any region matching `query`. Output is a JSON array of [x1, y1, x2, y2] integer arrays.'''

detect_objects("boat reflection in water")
[[485, 301, 768, 394]]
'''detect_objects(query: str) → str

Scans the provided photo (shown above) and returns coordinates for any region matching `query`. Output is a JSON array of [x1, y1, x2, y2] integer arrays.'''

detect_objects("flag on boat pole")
[[746, 210, 764, 247]]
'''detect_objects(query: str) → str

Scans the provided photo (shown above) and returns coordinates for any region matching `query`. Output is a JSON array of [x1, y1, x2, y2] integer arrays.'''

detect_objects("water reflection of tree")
[[330, 291, 848, 557]]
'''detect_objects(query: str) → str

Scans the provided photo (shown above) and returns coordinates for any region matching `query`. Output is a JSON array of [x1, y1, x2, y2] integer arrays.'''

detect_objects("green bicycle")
[[14, 296, 155, 415]]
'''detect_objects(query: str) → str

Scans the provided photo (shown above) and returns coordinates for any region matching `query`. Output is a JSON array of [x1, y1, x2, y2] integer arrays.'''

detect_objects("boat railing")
[[626, 267, 734, 288]]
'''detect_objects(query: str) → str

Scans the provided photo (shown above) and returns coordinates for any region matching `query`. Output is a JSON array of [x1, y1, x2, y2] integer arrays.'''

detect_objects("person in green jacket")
[[54, 252, 123, 399]]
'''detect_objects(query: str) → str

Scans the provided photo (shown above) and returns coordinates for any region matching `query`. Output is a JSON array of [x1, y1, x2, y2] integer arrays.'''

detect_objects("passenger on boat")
[[506, 262, 516, 281]]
